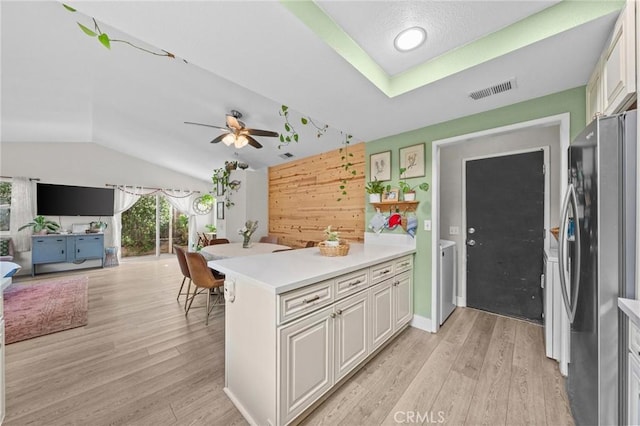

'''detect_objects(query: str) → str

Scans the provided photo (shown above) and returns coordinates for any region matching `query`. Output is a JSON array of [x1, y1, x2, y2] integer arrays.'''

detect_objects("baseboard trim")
[[410, 314, 433, 332]]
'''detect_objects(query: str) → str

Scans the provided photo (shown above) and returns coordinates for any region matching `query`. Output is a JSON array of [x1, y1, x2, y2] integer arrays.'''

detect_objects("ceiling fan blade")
[[226, 115, 242, 130], [210, 134, 227, 144], [184, 121, 227, 130], [246, 135, 263, 149], [244, 128, 279, 137]]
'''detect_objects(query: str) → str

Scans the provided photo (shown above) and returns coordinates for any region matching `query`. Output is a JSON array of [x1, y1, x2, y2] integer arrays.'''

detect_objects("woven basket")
[[318, 241, 350, 257]]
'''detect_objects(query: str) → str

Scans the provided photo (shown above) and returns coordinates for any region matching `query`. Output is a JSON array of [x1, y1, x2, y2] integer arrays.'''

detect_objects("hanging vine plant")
[[278, 105, 327, 147], [337, 133, 356, 202], [212, 162, 244, 209], [62, 4, 184, 61]]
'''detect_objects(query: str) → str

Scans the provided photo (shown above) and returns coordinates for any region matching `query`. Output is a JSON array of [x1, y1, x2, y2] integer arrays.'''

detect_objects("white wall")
[[216, 169, 268, 243], [1, 142, 216, 272], [439, 125, 561, 293]]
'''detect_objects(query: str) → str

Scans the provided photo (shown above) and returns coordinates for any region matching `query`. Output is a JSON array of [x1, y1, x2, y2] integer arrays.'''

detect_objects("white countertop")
[[619, 298, 640, 329], [208, 242, 416, 294]]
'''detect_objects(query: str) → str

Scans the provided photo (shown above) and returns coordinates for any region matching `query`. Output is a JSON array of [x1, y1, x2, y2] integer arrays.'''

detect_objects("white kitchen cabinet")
[[543, 248, 570, 376], [393, 271, 413, 331], [629, 322, 640, 425], [586, 62, 603, 121], [603, 0, 636, 116], [334, 291, 369, 382], [280, 306, 334, 425], [216, 244, 415, 426], [370, 278, 394, 353]]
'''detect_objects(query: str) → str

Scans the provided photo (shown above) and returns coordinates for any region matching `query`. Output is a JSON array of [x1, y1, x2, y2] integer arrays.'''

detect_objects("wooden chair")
[[184, 252, 225, 326], [208, 238, 230, 246], [305, 241, 316, 248], [259, 235, 278, 244], [173, 246, 191, 305], [197, 232, 208, 247]]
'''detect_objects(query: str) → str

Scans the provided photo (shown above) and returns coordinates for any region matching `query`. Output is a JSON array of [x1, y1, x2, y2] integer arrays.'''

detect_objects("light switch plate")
[[424, 220, 431, 231], [449, 226, 460, 235]]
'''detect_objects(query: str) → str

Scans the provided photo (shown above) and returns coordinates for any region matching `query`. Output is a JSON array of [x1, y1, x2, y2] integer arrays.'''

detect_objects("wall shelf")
[[371, 201, 419, 212]]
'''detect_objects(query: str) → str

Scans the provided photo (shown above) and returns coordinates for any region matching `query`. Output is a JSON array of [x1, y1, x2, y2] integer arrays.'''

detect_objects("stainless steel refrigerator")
[[558, 110, 636, 425]]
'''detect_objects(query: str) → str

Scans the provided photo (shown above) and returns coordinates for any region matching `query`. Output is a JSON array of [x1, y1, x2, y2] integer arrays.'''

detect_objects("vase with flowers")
[[239, 220, 259, 248]]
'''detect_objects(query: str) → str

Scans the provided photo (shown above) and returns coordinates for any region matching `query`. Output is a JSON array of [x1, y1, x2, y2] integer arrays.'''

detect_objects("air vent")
[[279, 152, 294, 159], [469, 78, 517, 100]]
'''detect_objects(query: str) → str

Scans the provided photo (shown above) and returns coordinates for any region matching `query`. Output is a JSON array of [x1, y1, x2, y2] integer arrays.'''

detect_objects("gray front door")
[[465, 150, 544, 322]]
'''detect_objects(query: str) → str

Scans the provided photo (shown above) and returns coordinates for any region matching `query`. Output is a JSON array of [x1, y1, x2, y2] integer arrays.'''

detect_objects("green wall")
[[365, 86, 586, 321]]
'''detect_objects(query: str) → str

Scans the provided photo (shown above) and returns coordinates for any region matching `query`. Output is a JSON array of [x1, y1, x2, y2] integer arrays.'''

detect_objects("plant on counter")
[[398, 167, 430, 201], [239, 220, 259, 248], [365, 178, 385, 203], [324, 225, 340, 247], [205, 224, 217, 233], [18, 216, 60, 235]]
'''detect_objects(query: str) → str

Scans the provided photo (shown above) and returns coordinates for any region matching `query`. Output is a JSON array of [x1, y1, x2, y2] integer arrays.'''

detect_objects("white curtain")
[[9, 177, 36, 252], [163, 190, 197, 251], [109, 186, 149, 260]]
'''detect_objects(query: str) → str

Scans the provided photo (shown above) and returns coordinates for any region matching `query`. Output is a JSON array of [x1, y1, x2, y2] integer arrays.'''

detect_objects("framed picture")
[[399, 143, 425, 178], [370, 151, 391, 181], [216, 180, 224, 196], [216, 201, 224, 220], [382, 188, 399, 203]]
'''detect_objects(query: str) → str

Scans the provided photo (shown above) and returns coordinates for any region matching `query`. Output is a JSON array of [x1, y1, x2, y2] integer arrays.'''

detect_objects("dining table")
[[200, 242, 292, 261]]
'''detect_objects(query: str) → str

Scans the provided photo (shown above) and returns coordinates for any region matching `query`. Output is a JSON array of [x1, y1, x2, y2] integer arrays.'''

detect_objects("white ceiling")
[[0, 1, 619, 183]]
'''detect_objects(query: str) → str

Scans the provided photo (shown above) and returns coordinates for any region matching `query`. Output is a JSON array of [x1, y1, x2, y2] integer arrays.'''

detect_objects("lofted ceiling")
[[0, 1, 622, 183]]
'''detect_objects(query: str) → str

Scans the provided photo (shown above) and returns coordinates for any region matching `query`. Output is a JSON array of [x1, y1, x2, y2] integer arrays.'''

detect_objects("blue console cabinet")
[[31, 234, 104, 276]]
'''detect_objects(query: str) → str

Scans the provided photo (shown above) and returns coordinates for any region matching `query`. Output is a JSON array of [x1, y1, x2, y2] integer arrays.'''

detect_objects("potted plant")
[[18, 215, 60, 235], [205, 224, 217, 234], [89, 221, 108, 233], [324, 225, 340, 247], [398, 168, 430, 201], [365, 178, 385, 203]]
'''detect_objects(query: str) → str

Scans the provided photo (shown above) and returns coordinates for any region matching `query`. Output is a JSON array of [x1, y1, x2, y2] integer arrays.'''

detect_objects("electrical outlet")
[[449, 226, 460, 235], [424, 220, 431, 231]]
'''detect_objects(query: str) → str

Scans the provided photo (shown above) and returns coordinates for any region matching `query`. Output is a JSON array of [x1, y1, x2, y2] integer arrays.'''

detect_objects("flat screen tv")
[[37, 184, 114, 217]]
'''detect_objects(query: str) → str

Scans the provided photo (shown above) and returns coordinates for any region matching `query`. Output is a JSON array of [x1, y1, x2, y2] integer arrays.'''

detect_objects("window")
[[0, 181, 11, 232]]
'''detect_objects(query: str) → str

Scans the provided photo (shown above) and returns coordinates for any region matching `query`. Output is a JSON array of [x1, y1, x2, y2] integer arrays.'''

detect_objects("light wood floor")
[[4, 257, 573, 425]]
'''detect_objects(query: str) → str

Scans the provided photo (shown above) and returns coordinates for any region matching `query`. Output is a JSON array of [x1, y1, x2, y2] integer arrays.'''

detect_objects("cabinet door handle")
[[330, 313, 337, 319], [302, 295, 320, 304], [348, 280, 361, 287], [337, 309, 343, 315]]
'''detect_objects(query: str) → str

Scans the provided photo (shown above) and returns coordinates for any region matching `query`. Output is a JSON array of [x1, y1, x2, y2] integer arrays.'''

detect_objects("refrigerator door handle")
[[558, 184, 573, 320], [568, 185, 581, 323]]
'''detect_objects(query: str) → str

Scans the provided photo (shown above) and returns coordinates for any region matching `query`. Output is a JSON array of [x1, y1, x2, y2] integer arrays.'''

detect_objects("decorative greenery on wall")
[[62, 4, 184, 61], [211, 162, 242, 209]]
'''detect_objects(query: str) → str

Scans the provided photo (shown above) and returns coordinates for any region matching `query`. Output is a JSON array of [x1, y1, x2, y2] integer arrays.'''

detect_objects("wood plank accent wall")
[[269, 142, 365, 248]]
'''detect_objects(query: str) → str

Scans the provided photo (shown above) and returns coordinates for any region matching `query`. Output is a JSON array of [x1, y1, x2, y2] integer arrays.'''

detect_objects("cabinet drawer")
[[370, 262, 394, 284], [278, 280, 334, 325], [394, 256, 413, 274], [630, 321, 640, 358], [335, 269, 369, 300]]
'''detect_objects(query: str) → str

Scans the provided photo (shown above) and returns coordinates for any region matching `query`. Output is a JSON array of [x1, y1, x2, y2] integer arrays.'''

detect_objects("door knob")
[[467, 239, 476, 246], [468, 227, 476, 234]]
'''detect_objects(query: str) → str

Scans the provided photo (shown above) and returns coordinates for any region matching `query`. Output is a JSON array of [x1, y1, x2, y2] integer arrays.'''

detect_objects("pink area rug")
[[4, 276, 88, 344]]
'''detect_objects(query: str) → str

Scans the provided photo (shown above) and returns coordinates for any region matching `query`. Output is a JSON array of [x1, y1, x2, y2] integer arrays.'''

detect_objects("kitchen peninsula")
[[209, 243, 415, 426]]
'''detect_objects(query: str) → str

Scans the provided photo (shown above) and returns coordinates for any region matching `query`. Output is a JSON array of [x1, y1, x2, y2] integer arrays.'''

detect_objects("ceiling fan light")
[[222, 133, 236, 146], [235, 135, 249, 148]]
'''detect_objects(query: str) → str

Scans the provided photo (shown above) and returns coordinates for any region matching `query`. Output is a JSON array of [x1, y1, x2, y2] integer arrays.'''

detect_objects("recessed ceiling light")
[[394, 27, 426, 52]]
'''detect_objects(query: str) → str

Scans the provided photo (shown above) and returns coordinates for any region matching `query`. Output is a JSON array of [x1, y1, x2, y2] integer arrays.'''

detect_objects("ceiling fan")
[[184, 110, 278, 149]]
